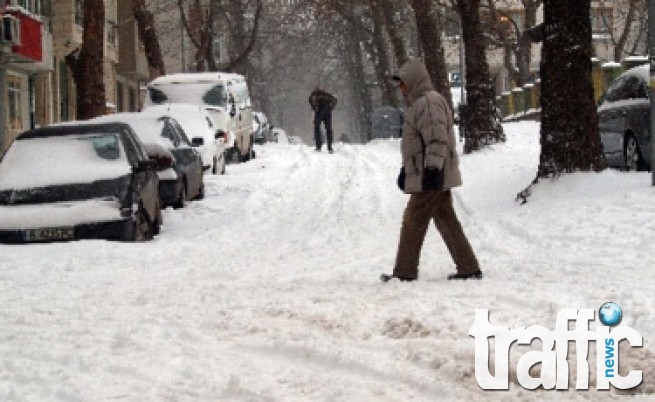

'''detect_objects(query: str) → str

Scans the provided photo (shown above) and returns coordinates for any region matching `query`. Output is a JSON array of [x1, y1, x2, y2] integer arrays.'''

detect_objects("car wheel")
[[242, 137, 255, 162], [153, 202, 163, 236], [132, 207, 152, 242], [624, 134, 645, 171], [173, 184, 186, 209], [228, 147, 241, 164], [194, 181, 205, 200], [211, 156, 218, 175]]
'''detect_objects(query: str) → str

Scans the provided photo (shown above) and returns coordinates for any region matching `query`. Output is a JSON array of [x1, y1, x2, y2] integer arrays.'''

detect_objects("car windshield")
[[0, 133, 131, 191], [149, 83, 228, 107]]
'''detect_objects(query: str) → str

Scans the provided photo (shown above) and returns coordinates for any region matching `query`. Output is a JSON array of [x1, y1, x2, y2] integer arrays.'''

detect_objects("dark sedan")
[[0, 123, 162, 243], [598, 64, 652, 171]]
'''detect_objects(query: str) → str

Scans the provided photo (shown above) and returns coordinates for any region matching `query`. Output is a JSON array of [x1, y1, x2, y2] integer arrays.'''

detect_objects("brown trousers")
[[393, 190, 480, 279]]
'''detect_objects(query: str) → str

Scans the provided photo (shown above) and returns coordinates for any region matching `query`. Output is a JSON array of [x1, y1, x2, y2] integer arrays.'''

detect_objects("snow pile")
[[0, 122, 654, 400]]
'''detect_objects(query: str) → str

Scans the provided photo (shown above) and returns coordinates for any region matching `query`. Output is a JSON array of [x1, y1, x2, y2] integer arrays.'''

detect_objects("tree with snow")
[[519, 0, 606, 202]]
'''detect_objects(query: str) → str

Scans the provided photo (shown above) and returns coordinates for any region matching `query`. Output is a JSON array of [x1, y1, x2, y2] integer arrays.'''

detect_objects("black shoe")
[[380, 273, 416, 282], [447, 270, 483, 280]]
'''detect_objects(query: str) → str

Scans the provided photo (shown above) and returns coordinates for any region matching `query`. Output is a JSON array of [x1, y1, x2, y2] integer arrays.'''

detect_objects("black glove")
[[396, 167, 406, 192], [422, 167, 443, 191]]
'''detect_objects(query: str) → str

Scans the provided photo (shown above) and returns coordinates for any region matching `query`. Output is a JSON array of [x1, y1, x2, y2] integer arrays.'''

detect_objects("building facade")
[[1, 0, 148, 154]]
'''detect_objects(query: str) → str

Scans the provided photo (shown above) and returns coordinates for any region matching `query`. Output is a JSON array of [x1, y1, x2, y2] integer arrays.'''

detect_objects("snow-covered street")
[[1, 121, 654, 400]]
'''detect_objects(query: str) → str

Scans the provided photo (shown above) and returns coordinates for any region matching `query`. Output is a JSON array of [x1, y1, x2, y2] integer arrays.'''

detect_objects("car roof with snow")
[[148, 72, 245, 86], [618, 63, 649, 82], [90, 113, 176, 149], [17, 122, 134, 140], [143, 104, 216, 139]]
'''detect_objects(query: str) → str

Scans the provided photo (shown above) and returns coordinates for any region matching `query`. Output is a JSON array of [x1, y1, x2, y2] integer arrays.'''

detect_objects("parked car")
[[598, 63, 652, 171], [0, 122, 162, 243], [253, 112, 273, 144], [143, 103, 229, 175], [92, 113, 204, 208], [144, 72, 255, 163]]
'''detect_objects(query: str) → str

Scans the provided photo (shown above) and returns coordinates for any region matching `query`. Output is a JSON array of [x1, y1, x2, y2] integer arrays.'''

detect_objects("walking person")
[[381, 58, 482, 282], [308, 85, 337, 152]]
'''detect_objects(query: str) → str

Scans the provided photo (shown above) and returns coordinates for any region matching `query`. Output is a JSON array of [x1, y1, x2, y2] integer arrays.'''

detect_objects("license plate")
[[24, 227, 75, 242]]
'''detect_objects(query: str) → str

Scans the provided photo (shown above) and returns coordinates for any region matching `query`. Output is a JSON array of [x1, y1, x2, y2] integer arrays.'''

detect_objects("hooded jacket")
[[396, 58, 462, 193]]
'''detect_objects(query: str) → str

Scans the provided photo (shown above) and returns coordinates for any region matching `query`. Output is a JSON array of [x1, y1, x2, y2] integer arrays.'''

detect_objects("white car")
[[144, 72, 255, 163], [143, 103, 230, 175]]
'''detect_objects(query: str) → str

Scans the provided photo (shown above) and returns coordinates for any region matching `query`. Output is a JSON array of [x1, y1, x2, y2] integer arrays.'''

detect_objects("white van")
[[144, 72, 255, 162]]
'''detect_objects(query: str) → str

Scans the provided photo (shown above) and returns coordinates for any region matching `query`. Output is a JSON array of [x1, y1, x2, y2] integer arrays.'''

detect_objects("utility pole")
[[650, 0, 654, 185]]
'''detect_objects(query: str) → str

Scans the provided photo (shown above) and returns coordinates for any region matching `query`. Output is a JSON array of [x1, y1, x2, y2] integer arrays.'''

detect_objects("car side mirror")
[[191, 137, 204, 147]]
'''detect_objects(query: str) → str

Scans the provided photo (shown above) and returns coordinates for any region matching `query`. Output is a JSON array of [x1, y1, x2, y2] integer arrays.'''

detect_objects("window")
[[202, 84, 228, 107], [7, 0, 41, 16], [80, 134, 121, 160], [7, 75, 23, 131], [591, 7, 612, 34]]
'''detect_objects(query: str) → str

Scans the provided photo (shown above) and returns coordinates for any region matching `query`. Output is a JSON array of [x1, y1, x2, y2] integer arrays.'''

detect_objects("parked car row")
[[0, 70, 292, 244], [0, 100, 239, 243]]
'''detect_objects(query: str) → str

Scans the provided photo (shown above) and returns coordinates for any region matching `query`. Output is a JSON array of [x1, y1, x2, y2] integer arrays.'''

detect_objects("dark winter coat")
[[396, 58, 462, 193], [309, 89, 338, 114]]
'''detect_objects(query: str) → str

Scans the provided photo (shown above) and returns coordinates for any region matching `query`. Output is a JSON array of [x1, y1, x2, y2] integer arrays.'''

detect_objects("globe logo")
[[599, 302, 622, 326]]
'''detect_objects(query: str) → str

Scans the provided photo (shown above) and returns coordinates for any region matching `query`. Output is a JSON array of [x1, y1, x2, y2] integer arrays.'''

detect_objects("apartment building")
[[1, 0, 148, 153]]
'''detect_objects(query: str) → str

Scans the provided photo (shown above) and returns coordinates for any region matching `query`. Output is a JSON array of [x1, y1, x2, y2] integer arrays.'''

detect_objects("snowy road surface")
[[1, 122, 654, 400]]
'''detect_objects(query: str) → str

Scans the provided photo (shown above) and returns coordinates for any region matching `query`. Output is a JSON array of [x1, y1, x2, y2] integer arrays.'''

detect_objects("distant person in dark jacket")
[[309, 85, 337, 153]]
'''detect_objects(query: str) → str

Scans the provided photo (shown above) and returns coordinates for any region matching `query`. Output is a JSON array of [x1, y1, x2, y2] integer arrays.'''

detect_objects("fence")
[[498, 56, 649, 121]]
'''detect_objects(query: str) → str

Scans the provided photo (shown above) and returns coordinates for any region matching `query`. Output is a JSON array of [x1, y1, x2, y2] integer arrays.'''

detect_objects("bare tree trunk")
[[455, 0, 504, 153], [537, 0, 605, 177], [223, 0, 263, 74], [66, 0, 106, 120], [344, 21, 373, 141], [369, 1, 398, 107], [378, 0, 408, 66], [613, 0, 639, 62], [410, 0, 453, 112], [132, 0, 166, 80]]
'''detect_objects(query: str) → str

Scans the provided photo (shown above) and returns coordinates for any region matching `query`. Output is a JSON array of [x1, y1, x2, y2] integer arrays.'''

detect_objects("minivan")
[[144, 72, 255, 163]]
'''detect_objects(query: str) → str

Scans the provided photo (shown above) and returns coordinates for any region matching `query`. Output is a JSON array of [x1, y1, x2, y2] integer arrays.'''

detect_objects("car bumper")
[[0, 218, 132, 243]]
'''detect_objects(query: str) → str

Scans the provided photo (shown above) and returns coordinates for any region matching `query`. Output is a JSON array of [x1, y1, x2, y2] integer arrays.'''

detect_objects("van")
[[144, 72, 255, 162]]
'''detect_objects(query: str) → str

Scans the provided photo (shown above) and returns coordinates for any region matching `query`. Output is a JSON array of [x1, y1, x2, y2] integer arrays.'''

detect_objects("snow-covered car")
[[253, 112, 273, 144], [144, 72, 255, 163], [0, 122, 162, 243], [597, 63, 651, 171], [143, 103, 229, 175], [92, 113, 205, 208]]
